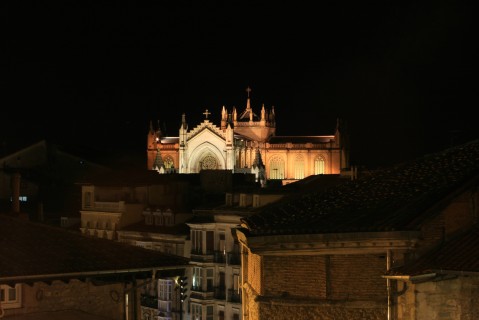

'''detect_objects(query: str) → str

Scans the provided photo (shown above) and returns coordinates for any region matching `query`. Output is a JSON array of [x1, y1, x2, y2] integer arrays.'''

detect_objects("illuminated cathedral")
[[147, 87, 349, 184]]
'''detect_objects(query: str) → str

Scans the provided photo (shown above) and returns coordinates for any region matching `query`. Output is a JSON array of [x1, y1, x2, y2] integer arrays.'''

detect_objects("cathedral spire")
[[252, 147, 266, 187], [181, 113, 188, 130], [246, 86, 252, 111], [252, 147, 265, 168], [239, 86, 258, 120], [152, 148, 166, 174]]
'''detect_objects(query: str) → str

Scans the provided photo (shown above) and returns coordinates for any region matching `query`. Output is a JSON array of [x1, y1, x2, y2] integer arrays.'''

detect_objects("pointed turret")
[[251, 148, 266, 187], [221, 106, 228, 130], [239, 86, 259, 121], [181, 113, 188, 130], [152, 148, 166, 174]]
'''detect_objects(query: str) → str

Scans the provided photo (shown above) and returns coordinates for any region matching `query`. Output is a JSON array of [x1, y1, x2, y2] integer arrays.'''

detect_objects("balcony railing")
[[190, 249, 214, 262], [227, 252, 241, 265], [214, 251, 226, 263], [214, 286, 226, 300], [228, 289, 241, 303], [191, 285, 215, 300]]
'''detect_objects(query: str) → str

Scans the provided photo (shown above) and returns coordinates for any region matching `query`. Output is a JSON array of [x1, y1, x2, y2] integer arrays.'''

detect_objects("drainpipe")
[[387, 250, 392, 320]]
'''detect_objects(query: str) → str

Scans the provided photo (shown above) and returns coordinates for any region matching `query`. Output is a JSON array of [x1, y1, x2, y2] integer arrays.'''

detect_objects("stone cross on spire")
[[246, 86, 252, 98], [203, 109, 211, 119]]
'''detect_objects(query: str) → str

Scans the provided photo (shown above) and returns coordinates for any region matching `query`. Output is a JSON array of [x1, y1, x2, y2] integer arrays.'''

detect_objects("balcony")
[[227, 252, 241, 265], [214, 286, 226, 300], [190, 249, 214, 263], [214, 251, 226, 264], [228, 289, 241, 303], [190, 285, 215, 300]]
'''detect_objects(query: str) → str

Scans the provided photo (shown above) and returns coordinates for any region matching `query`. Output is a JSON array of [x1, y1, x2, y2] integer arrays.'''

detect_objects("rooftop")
[[386, 226, 479, 276], [241, 139, 479, 236], [0, 214, 189, 284]]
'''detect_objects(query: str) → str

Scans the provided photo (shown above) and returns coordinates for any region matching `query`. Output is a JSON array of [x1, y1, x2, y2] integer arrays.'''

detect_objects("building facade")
[[236, 139, 479, 320], [186, 213, 243, 320], [147, 88, 349, 184]]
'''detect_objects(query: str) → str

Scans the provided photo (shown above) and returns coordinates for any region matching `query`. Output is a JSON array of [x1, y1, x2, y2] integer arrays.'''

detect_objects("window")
[[0, 284, 21, 308], [191, 303, 202, 320], [192, 230, 203, 254], [233, 274, 240, 293], [314, 156, 325, 175], [193, 267, 202, 291], [200, 154, 218, 170], [8, 195, 26, 202], [164, 155, 174, 171], [84, 192, 92, 208], [219, 310, 225, 320], [206, 268, 214, 291], [294, 154, 305, 179], [159, 301, 172, 313], [145, 214, 153, 225], [158, 279, 173, 301], [218, 232, 225, 254], [269, 156, 285, 179], [206, 305, 214, 320], [154, 215, 163, 226], [206, 231, 214, 254]]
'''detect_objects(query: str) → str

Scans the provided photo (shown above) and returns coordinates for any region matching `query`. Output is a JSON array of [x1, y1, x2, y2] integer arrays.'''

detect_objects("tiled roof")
[[0, 214, 189, 283], [386, 226, 479, 276], [241, 139, 479, 236]]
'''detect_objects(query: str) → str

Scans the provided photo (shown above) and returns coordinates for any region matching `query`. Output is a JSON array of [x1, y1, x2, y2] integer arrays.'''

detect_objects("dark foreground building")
[[0, 214, 189, 320], [237, 139, 479, 320]]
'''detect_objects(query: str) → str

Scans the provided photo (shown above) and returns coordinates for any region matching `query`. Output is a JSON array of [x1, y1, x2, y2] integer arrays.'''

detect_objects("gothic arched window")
[[269, 156, 285, 179], [163, 155, 174, 172], [294, 154, 305, 180], [314, 155, 325, 175]]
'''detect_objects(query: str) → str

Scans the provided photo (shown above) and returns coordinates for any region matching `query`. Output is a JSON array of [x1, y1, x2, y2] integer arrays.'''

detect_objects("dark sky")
[[3, 1, 477, 168]]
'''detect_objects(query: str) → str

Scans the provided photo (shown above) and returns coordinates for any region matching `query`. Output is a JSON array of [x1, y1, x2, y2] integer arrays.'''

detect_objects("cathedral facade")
[[147, 88, 349, 184]]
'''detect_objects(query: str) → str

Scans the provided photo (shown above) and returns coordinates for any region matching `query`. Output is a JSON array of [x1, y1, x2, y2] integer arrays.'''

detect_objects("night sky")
[[4, 2, 477, 168]]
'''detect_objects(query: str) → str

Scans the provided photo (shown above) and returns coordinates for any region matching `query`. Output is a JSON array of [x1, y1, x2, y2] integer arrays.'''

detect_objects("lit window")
[[193, 267, 202, 291], [294, 154, 305, 179], [314, 156, 325, 174], [269, 156, 285, 179]]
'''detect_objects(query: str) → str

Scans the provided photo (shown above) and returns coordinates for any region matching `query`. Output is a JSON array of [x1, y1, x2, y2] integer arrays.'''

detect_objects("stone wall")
[[262, 254, 386, 300], [263, 255, 327, 298], [397, 276, 479, 320], [244, 253, 389, 320], [329, 254, 386, 300], [3, 280, 125, 319]]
